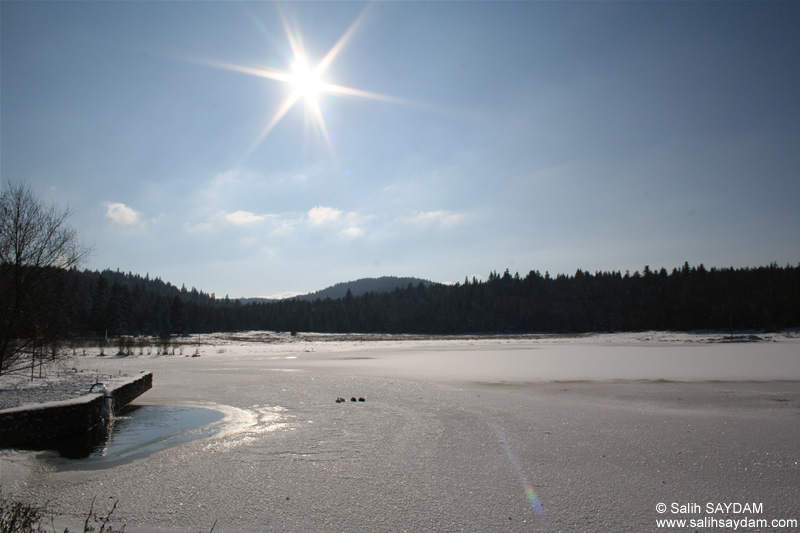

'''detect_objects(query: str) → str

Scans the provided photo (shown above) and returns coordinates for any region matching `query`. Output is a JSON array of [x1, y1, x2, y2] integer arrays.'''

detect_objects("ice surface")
[[1, 332, 798, 532]]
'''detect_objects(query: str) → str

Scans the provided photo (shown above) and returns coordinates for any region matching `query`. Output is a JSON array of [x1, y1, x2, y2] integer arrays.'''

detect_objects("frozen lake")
[[1, 332, 799, 531]]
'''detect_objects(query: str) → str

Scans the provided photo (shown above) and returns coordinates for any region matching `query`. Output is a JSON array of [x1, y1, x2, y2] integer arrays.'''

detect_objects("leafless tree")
[[0, 181, 92, 375]]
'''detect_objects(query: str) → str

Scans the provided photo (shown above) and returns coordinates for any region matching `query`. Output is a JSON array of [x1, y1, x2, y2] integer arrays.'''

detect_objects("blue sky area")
[[2, 1, 799, 298]]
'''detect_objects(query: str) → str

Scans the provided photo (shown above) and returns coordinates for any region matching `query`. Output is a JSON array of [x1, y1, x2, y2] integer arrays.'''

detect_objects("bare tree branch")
[[0, 181, 93, 375]]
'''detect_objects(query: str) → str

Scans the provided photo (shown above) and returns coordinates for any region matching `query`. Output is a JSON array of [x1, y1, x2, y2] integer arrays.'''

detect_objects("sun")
[[182, 4, 413, 161], [290, 56, 322, 105]]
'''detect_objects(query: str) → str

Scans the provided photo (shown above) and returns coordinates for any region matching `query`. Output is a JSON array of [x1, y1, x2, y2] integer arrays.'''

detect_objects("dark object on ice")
[[334, 396, 365, 403]]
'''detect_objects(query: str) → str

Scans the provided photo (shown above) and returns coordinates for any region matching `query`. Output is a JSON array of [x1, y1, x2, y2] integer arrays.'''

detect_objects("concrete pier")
[[0, 371, 153, 449]]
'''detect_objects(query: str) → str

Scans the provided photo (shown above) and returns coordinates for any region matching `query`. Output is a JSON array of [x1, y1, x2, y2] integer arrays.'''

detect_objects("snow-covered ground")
[[0, 366, 134, 412], [1, 331, 799, 532]]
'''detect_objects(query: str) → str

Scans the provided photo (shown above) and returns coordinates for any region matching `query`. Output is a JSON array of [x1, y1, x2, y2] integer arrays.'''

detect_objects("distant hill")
[[294, 276, 437, 301]]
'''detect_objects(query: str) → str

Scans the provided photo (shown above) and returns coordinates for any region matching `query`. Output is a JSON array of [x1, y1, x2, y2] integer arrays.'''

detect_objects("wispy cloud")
[[105, 202, 142, 226], [270, 217, 300, 237], [224, 210, 273, 225], [399, 210, 465, 228], [192, 166, 330, 216], [183, 221, 215, 234]]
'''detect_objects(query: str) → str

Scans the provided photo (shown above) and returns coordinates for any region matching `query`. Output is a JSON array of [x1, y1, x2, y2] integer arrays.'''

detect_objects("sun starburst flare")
[[179, 4, 415, 163]]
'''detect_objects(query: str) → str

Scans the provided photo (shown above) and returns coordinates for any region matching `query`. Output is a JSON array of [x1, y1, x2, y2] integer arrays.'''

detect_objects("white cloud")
[[310, 208, 371, 239], [308, 206, 342, 226], [181, 205, 370, 242], [224, 210, 269, 225], [182, 209, 277, 234], [399, 210, 465, 228], [105, 202, 142, 226], [339, 226, 364, 239]]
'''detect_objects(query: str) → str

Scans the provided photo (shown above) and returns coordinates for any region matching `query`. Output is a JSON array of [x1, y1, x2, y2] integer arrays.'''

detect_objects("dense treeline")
[[40, 262, 800, 337], [55, 268, 235, 337]]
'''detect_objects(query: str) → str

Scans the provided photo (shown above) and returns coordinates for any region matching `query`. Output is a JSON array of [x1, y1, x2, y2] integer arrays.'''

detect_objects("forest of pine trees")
[[35, 262, 800, 338]]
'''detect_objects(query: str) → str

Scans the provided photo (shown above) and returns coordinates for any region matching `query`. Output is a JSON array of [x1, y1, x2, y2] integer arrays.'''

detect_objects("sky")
[[2, 1, 799, 299]]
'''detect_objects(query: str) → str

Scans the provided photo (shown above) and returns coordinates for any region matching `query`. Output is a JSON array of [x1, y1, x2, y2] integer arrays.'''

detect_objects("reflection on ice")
[[202, 404, 292, 452], [48, 402, 293, 469]]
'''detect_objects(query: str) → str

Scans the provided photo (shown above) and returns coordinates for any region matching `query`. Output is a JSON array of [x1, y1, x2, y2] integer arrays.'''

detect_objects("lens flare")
[[490, 422, 550, 531]]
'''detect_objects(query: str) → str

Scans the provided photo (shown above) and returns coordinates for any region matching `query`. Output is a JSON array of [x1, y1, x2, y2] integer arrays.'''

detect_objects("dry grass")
[[0, 491, 125, 533]]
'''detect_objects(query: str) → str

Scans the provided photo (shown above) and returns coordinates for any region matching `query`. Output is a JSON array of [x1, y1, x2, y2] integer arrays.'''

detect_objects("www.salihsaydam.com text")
[[656, 516, 797, 530]]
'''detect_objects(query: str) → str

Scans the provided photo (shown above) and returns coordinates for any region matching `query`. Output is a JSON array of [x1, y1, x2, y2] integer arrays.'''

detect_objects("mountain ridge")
[[296, 276, 437, 301], [240, 276, 436, 303]]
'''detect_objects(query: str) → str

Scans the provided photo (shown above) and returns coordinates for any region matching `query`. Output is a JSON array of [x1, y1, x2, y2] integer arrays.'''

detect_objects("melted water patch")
[[52, 405, 224, 470]]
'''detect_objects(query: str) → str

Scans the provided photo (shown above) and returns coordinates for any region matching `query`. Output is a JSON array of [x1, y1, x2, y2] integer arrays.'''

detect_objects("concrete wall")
[[111, 371, 153, 409], [0, 371, 153, 449]]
